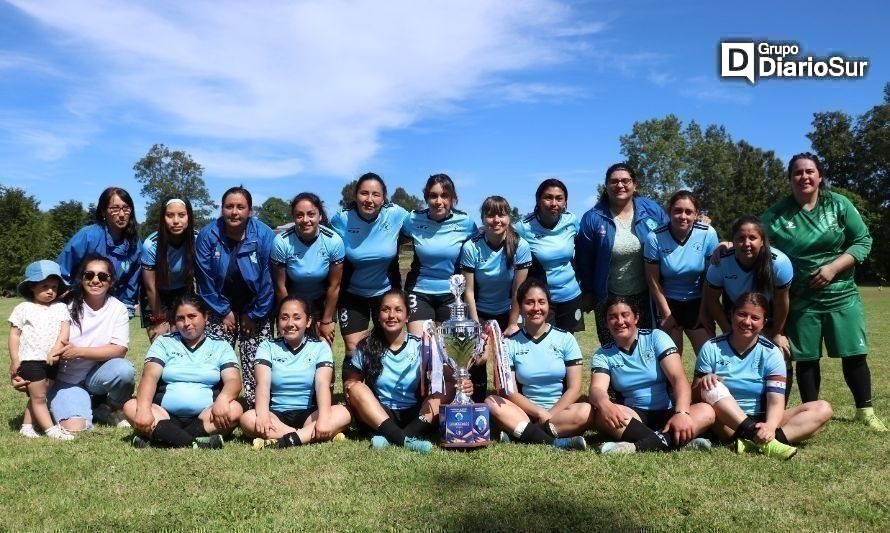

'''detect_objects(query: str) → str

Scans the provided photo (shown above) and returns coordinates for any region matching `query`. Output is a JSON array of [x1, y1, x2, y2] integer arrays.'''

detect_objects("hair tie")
[[165, 198, 186, 207]]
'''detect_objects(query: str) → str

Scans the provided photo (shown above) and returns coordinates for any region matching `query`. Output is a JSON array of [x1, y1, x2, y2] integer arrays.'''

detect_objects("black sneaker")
[[193, 435, 225, 450], [132, 435, 151, 449]]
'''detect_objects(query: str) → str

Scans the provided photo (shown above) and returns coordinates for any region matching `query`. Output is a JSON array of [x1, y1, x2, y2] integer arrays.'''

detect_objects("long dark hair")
[[356, 289, 406, 389], [95, 187, 139, 244], [424, 173, 458, 205], [171, 292, 210, 320], [66, 254, 116, 329], [480, 196, 519, 267], [156, 197, 196, 290], [599, 163, 639, 203], [349, 173, 388, 210], [730, 215, 775, 297], [290, 192, 330, 227], [533, 178, 568, 215]]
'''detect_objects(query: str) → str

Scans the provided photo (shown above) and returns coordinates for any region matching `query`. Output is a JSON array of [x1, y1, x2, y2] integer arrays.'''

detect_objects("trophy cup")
[[437, 275, 492, 448]]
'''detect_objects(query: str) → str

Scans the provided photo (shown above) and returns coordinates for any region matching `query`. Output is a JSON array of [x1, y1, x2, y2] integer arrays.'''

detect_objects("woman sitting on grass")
[[693, 291, 833, 460], [241, 296, 352, 449], [124, 294, 243, 449], [485, 278, 589, 450], [589, 296, 715, 454]]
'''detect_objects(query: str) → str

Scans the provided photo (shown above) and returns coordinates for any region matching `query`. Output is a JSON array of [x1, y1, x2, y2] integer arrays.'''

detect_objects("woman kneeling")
[[589, 296, 715, 454], [124, 294, 243, 448], [241, 296, 352, 449], [693, 292, 832, 460]]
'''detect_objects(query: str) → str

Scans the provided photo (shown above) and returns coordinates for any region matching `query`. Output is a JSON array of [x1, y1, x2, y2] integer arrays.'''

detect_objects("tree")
[[256, 197, 291, 229], [0, 186, 60, 294], [391, 187, 423, 211], [620, 114, 687, 205], [48, 200, 91, 255], [133, 144, 216, 236], [339, 180, 358, 208]]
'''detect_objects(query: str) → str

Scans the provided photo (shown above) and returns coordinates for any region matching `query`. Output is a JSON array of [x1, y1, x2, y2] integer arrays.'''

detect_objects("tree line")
[[1, 84, 886, 293]]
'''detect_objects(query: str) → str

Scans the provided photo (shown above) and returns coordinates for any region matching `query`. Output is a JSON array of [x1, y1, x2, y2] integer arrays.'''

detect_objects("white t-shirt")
[[8, 301, 70, 362], [56, 296, 130, 384]]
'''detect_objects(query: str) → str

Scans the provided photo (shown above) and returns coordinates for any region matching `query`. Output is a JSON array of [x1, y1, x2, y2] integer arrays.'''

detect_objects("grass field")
[[1, 289, 888, 531]]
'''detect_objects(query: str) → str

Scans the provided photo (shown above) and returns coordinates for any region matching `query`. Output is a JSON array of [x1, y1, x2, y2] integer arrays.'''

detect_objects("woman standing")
[[402, 174, 477, 334], [195, 186, 275, 408], [271, 193, 344, 345], [515, 179, 584, 332], [330, 173, 409, 358], [57, 187, 142, 316], [141, 197, 197, 341], [761, 153, 884, 431], [576, 164, 669, 345], [643, 191, 718, 355]]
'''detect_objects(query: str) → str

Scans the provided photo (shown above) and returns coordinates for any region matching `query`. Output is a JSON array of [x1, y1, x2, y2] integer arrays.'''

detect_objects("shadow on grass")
[[6, 414, 24, 430]]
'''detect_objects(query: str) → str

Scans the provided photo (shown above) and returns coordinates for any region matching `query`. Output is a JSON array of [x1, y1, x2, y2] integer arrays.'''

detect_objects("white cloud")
[[7, 0, 600, 176], [679, 75, 753, 104], [186, 148, 304, 180]]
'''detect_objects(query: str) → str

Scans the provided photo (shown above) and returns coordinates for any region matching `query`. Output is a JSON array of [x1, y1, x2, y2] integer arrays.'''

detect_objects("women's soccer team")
[[7, 153, 884, 459]]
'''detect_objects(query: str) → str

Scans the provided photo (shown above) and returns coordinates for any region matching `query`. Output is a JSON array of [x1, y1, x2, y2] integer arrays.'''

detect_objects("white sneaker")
[[94, 404, 131, 428], [19, 424, 41, 438], [45, 425, 74, 441]]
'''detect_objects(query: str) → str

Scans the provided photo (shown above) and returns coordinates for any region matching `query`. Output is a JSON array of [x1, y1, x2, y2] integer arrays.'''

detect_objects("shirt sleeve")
[[505, 338, 517, 369], [350, 347, 364, 371], [705, 263, 723, 288], [317, 343, 335, 368], [642, 231, 660, 263], [590, 350, 610, 374], [651, 329, 679, 360], [216, 341, 240, 371], [773, 249, 794, 288], [330, 211, 346, 237], [838, 194, 872, 263], [515, 238, 532, 269], [8, 303, 26, 328], [52, 302, 70, 323], [694, 342, 715, 376], [704, 227, 719, 258], [110, 301, 130, 348], [460, 240, 477, 271], [145, 337, 170, 366], [562, 333, 583, 365], [254, 340, 273, 367], [329, 233, 346, 264], [270, 234, 288, 266], [763, 344, 787, 379], [141, 236, 157, 268]]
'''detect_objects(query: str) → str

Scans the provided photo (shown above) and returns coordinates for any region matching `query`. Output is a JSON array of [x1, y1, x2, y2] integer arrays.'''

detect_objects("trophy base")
[[439, 403, 492, 448]]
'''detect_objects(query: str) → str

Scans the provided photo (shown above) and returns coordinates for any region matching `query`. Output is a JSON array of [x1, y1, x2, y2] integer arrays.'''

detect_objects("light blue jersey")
[[460, 232, 533, 315], [514, 211, 581, 303], [350, 334, 422, 409], [643, 223, 718, 301], [330, 203, 409, 298], [591, 329, 679, 410], [271, 226, 345, 301], [146, 333, 239, 417], [705, 247, 794, 304], [255, 337, 334, 412], [141, 231, 195, 290], [402, 209, 477, 294], [506, 326, 582, 410], [695, 333, 786, 414]]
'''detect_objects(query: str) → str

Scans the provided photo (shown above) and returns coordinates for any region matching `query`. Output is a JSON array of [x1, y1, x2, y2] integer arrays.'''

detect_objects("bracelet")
[[674, 410, 691, 416], [319, 320, 334, 326]]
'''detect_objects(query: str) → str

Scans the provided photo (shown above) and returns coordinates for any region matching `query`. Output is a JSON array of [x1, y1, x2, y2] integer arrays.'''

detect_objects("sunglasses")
[[83, 271, 111, 283]]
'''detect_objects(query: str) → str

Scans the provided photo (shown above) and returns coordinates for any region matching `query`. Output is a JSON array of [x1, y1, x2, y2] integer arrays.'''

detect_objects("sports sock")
[[621, 418, 669, 452], [784, 361, 794, 406], [539, 421, 558, 438], [795, 360, 821, 403], [732, 416, 759, 442], [841, 356, 872, 408], [183, 418, 209, 438], [404, 416, 434, 438], [152, 420, 196, 448], [278, 432, 302, 448], [377, 418, 406, 446], [774, 427, 789, 445], [518, 422, 554, 444]]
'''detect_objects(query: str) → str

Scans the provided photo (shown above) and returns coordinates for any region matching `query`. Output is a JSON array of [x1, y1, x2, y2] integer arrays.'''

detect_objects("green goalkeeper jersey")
[[761, 191, 871, 313]]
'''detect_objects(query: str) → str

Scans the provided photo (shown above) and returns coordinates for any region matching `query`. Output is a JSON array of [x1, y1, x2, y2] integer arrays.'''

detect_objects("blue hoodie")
[[575, 196, 668, 305], [57, 224, 142, 309], [195, 217, 275, 320]]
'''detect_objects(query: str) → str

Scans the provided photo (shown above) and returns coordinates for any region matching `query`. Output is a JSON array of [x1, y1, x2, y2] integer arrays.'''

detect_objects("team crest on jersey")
[[785, 220, 796, 229], [121, 260, 130, 271], [641, 347, 655, 362], [380, 221, 391, 231], [645, 219, 658, 230], [249, 251, 258, 264]]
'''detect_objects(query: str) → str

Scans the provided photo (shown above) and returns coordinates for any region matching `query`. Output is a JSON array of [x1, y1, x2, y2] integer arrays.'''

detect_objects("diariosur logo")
[[720, 41, 868, 84]]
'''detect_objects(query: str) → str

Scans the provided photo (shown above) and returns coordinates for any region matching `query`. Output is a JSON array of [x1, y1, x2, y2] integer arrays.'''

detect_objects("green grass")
[[1, 289, 889, 531]]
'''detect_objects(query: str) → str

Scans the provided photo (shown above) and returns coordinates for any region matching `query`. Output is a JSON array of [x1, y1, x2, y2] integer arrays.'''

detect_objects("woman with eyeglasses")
[[576, 164, 669, 345], [57, 187, 143, 318]]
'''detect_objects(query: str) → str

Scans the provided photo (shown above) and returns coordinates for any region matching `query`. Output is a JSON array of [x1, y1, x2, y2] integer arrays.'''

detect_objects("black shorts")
[[657, 298, 704, 331], [166, 415, 209, 438], [17, 361, 56, 382], [271, 408, 315, 429], [547, 294, 585, 332], [408, 292, 454, 323], [139, 286, 189, 329], [356, 403, 423, 435], [338, 291, 385, 336], [629, 407, 673, 431], [478, 310, 510, 330]]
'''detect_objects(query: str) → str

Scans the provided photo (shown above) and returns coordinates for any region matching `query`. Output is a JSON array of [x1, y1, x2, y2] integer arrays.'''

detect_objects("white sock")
[[513, 421, 529, 438]]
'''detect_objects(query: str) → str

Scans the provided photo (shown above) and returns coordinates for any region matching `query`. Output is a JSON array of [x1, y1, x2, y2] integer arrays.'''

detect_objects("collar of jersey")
[[727, 333, 757, 359], [669, 225, 693, 246], [522, 324, 552, 344], [535, 212, 560, 230], [282, 335, 309, 355], [617, 337, 638, 356], [180, 335, 207, 353], [484, 234, 506, 252], [733, 254, 755, 274], [426, 210, 454, 223], [297, 232, 319, 247], [354, 207, 381, 225]]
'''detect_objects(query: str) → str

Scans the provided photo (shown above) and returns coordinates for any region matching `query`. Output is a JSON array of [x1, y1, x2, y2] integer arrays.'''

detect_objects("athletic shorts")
[[478, 310, 510, 330], [139, 286, 188, 329], [18, 360, 57, 382], [787, 297, 868, 361], [408, 292, 454, 323], [629, 407, 673, 431], [165, 415, 209, 438], [271, 408, 315, 429], [547, 294, 585, 332], [356, 403, 423, 435], [338, 291, 385, 336], [659, 298, 704, 331]]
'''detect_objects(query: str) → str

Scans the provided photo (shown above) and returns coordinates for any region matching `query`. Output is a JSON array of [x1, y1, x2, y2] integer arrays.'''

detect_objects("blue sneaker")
[[685, 437, 713, 452], [499, 432, 512, 444], [403, 436, 433, 453], [370, 436, 390, 450], [552, 436, 587, 451], [600, 441, 636, 454]]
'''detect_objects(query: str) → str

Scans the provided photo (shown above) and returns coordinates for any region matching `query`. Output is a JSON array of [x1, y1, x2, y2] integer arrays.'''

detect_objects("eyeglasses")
[[107, 206, 132, 215], [607, 178, 634, 187], [83, 271, 111, 283]]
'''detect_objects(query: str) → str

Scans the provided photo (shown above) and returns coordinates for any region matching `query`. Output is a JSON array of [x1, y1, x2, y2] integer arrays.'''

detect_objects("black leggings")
[[796, 356, 872, 408]]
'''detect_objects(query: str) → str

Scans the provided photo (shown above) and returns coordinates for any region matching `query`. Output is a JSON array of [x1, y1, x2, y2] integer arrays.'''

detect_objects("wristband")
[[319, 320, 334, 326]]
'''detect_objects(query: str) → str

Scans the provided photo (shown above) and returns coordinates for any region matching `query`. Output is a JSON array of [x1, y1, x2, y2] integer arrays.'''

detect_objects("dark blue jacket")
[[57, 224, 142, 309], [575, 196, 668, 305], [195, 217, 275, 320]]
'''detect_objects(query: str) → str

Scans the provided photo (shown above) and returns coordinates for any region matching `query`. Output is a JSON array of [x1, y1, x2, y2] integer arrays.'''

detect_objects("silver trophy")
[[436, 275, 484, 405]]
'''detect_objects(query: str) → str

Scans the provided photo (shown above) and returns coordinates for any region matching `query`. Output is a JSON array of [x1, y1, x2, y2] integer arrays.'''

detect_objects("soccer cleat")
[[132, 435, 151, 448], [757, 439, 798, 460], [735, 438, 758, 454], [370, 436, 390, 450], [19, 424, 40, 438], [402, 436, 433, 453], [45, 425, 74, 441], [685, 437, 713, 452], [552, 436, 587, 451], [600, 441, 636, 454], [251, 437, 277, 450], [193, 435, 225, 450], [498, 431, 512, 444], [855, 408, 888, 432]]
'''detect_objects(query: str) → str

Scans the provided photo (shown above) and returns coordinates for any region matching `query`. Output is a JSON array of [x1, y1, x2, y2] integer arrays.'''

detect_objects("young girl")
[[8, 260, 72, 440]]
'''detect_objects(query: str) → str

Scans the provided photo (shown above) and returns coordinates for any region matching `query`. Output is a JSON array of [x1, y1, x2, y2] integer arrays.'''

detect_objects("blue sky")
[[1, 0, 886, 221]]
